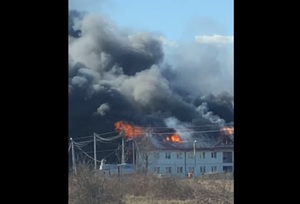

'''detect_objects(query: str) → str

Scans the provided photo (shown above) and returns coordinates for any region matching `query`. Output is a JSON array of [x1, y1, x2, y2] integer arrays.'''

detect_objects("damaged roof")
[[135, 129, 234, 151]]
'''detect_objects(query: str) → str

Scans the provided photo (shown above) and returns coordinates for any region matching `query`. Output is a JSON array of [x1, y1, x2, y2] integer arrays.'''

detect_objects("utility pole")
[[70, 138, 77, 175], [94, 133, 97, 169], [132, 140, 135, 170], [121, 132, 125, 164], [119, 131, 125, 182], [194, 140, 197, 176]]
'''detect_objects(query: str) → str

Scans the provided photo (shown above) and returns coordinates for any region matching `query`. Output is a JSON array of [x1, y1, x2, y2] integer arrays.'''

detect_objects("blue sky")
[[69, 0, 233, 42]]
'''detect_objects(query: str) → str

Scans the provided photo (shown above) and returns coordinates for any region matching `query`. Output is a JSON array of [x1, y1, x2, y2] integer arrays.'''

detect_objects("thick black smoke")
[[68, 10, 234, 161]]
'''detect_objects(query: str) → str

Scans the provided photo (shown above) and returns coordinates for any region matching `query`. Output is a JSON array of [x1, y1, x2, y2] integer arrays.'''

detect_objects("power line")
[[74, 145, 103, 163], [71, 124, 233, 142], [98, 131, 120, 135], [96, 139, 115, 144], [103, 149, 119, 160], [70, 131, 120, 141], [73, 139, 94, 147], [73, 142, 119, 164], [95, 133, 122, 142], [72, 135, 93, 140], [69, 128, 232, 149], [84, 149, 118, 154]]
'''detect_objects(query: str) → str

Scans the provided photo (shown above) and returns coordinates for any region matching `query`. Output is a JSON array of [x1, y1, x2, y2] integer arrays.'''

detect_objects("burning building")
[[96, 120, 233, 178], [133, 126, 234, 178], [68, 10, 234, 175]]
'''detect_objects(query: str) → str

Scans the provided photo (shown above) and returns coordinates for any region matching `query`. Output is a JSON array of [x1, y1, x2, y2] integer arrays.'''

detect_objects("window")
[[154, 152, 160, 159], [200, 152, 205, 159], [200, 166, 206, 173], [211, 152, 217, 158], [187, 152, 194, 159], [211, 166, 217, 172], [177, 152, 183, 159], [223, 166, 233, 173], [188, 167, 194, 173], [177, 167, 183, 173], [222, 152, 233, 163], [154, 167, 160, 173], [165, 152, 171, 159], [166, 167, 172, 173]]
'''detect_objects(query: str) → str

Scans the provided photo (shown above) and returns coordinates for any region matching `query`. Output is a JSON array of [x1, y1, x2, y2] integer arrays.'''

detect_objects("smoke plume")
[[68, 10, 234, 142], [97, 103, 110, 116], [164, 117, 192, 141]]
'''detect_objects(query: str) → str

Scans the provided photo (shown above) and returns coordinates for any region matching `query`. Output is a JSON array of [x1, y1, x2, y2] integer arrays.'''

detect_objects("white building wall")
[[138, 149, 234, 178], [221, 150, 234, 173]]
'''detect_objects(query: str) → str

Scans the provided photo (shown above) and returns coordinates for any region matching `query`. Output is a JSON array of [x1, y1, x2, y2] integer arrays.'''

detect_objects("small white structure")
[[99, 159, 135, 175]]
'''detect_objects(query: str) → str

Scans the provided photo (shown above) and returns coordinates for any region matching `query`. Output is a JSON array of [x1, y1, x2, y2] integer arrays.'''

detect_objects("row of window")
[[154, 166, 219, 174], [154, 152, 218, 159]]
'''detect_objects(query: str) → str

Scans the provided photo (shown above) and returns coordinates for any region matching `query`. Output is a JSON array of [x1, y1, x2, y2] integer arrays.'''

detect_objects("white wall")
[[137, 149, 234, 178]]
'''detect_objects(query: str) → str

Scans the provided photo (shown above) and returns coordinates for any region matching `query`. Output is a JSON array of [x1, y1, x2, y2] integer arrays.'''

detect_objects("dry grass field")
[[69, 162, 233, 204]]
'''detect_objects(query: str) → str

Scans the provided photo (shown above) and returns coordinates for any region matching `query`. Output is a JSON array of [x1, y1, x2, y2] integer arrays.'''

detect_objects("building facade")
[[137, 149, 233, 178], [135, 129, 234, 178]]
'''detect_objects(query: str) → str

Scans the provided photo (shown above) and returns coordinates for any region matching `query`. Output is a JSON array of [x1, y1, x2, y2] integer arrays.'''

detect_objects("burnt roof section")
[[135, 128, 234, 151]]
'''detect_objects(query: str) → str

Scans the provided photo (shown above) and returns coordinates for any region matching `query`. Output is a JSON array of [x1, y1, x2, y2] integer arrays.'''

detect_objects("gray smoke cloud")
[[164, 117, 192, 141], [161, 42, 233, 97], [119, 65, 172, 107], [69, 14, 163, 78], [68, 10, 234, 141], [196, 102, 225, 127], [97, 103, 110, 116]]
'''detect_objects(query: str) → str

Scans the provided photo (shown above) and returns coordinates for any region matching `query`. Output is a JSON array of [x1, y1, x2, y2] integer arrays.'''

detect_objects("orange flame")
[[114, 121, 144, 138], [166, 133, 181, 143], [221, 127, 234, 135]]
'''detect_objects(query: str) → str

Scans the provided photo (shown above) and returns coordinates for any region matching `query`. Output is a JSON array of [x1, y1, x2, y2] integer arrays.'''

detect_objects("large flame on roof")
[[221, 127, 234, 135], [114, 121, 144, 138], [166, 133, 181, 143]]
